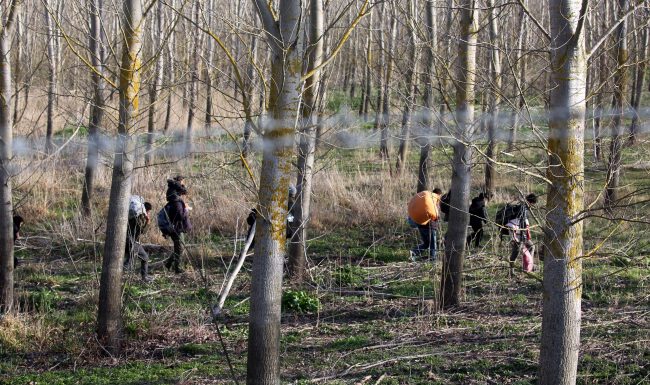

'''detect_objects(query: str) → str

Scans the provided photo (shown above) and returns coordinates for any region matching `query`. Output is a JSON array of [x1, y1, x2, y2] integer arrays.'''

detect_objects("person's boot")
[[173, 262, 184, 274], [141, 274, 154, 283], [164, 258, 173, 270]]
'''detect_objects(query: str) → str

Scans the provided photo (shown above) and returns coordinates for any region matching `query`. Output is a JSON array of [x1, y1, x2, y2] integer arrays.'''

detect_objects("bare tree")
[[247, 0, 303, 382], [96, 0, 143, 353], [484, 0, 502, 197], [288, 0, 324, 281], [440, 0, 478, 309], [184, 0, 201, 156], [44, 0, 59, 154], [0, 0, 22, 313], [538, 0, 587, 383], [604, 0, 629, 213], [378, 5, 396, 161], [81, 0, 106, 217], [629, 17, 648, 143], [144, 1, 164, 166]]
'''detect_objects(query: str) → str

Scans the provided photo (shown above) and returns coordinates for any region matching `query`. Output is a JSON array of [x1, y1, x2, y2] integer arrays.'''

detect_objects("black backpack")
[[495, 203, 522, 227], [157, 203, 175, 235]]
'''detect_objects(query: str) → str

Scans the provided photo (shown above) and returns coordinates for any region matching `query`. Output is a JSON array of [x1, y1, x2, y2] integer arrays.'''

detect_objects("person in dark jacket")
[[163, 177, 192, 274], [124, 201, 153, 282], [13, 215, 24, 266], [467, 193, 489, 248]]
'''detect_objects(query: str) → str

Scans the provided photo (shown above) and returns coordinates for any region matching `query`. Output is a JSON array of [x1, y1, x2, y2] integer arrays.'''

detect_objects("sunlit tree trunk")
[[396, 0, 418, 176], [378, 9, 396, 161], [288, 0, 323, 282], [96, 0, 142, 353], [145, 1, 164, 166], [247, 0, 302, 383], [604, 0, 629, 213], [0, 0, 21, 313], [44, 0, 58, 154], [538, 1, 586, 383], [417, 0, 437, 192], [185, 0, 201, 156], [163, 0, 176, 136], [440, 0, 477, 309], [81, 0, 106, 216], [629, 23, 647, 143], [484, 0, 501, 197]]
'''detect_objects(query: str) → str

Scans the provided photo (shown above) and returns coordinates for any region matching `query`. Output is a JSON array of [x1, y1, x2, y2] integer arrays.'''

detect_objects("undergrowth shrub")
[[282, 290, 320, 313]]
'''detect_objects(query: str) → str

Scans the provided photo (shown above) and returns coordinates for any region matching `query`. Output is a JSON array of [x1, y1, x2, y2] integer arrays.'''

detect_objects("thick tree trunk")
[[0, 0, 21, 313], [81, 0, 106, 217], [538, 1, 586, 384], [604, 0, 629, 213], [96, 0, 142, 353], [440, 0, 477, 309], [484, 0, 501, 197], [416, 0, 437, 193], [288, 0, 324, 282], [247, 1, 302, 383], [395, 1, 418, 176]]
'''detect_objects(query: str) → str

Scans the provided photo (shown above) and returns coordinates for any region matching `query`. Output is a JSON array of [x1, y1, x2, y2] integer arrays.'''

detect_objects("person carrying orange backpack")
[[407, 188, 442, 261]]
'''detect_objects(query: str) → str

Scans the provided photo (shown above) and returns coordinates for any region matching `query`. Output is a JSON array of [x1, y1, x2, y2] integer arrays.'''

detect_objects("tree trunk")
[[538, 1, 586, 383], [242, 32, 258, 158], [288, 0, 324, 282], [44, 0, 58, 154], [185, 0, 201, 156], [360, 9, 373, 120], [81, 0, 106, 217], [593, 4, 609, 162], [604, 0, 629, 213], [0, 0, 21, 313], [484, 0, 501, 197], [96, 0, 142, 353], [417, 0, 438, 193], [395, 0, 418, 176], [629, 24, 647, 143], [247, 1, 302, 383], [379, 10, 397, 161], [11, 10, 21, 126], [508, 2, 527, 153], [162, 0, 176, 136], [145, 1, 164, 166], [440, 0, 477, 309]]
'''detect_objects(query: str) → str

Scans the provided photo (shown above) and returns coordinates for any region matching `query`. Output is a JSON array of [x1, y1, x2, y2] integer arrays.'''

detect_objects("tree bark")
[[96, 0, 142, 353], [538, 1, 586, 384], [604, 0, 629, 214], [440, 0, 477, 309], [484, 0, 501, 197], [81, 0, 106, 217], [288, 0, 324, 282], [247, 1, 302, 383], [629, 23, 647, 143], [242, 32, 258, 158], [44, 0, 58, 154], [360, 9, 372, 120], [184, 0, 201, 156], [0, 0, 21, 313], [395, 0, 418, 176], [379, 9, 397, 161], [145, 1, 164, 166]]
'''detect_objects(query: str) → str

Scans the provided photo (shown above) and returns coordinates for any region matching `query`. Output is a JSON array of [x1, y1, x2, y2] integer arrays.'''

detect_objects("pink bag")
[[522, 247, 534, 272]]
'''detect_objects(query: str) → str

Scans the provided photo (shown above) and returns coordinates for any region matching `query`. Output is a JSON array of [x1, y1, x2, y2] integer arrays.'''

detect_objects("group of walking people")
[[124, 175, 192, 282], [407, 187, 537, 272]]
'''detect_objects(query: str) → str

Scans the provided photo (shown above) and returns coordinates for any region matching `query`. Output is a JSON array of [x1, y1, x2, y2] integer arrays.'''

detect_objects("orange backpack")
[[407, 191, 440, 225]]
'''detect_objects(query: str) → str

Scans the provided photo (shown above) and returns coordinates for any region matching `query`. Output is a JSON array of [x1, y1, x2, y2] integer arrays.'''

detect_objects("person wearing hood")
[[162, 176, 192, 273], [467, 193, 489, 248]]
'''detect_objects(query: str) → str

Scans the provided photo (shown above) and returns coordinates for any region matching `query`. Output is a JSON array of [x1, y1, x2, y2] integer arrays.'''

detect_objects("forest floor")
[[1, 221, 648, 385]]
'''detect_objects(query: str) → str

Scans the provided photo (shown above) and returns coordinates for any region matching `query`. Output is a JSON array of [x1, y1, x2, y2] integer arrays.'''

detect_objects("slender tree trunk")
[[145, 2, 164, 166], [604, 0, 629, 213], [163, 0, 176, 136], [538, 1, 586, 383], [593, 4, 609, 162], [417, 0, 438, 192], [360, 10, 373, 120], [96, 0, 142, 353], [0, 0, 21, 313], [508, 3, 527, 153], [203, 0, 215, 139], [484, 0, 501, 197], [396, 0, 418, 175], [44, 0, 58, 154], [12, 10, 21, 126], [629, 24, 647, 143], [373, 5, 385, 135], [379, 11, 397, 161], [288, 0, 324, 282], [81, 0, 106, 217], [247, 1, 302, 383], [242, 33, 258, 158], [440, 0, 478, 309], [185, 0, 201, 156]]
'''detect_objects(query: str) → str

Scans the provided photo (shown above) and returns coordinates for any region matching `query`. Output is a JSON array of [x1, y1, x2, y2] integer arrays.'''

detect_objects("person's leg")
[[124, 237, 133, 268], [474, 226, 483, 248], [136, 243, 151, 280], [412, 225, 431, 258], [172, 233, 184, 273]]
